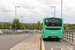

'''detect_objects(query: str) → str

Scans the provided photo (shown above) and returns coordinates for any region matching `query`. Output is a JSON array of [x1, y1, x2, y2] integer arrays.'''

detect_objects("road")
[[0, 34, 33, 50], [44, 39, 75, 50]]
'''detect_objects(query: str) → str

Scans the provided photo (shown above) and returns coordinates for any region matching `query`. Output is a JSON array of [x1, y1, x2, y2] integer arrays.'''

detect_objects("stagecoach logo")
[[50, 31, 57, 33]]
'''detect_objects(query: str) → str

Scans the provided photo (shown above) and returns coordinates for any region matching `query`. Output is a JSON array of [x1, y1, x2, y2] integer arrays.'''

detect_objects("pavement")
[[0, 34, 33, 50], [42, 39, 75, 50], [1, 33, 75, 50], [10, 34, 41, 50]]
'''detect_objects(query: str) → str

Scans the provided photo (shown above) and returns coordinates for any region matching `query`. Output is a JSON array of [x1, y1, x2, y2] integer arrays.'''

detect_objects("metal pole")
[[21, 16, 25, 42], [51, 6, 56, 17], [15, 6, 16, 35], [69, 31, 70, 41], [72, 31, 73, 42], [22, 16, 23, 29], [15, 6, 20, 35], [24, 26, 25, 43], [54, 6, 55, 17], [61, 0, 63, 18], [34, 29, 36, 43]]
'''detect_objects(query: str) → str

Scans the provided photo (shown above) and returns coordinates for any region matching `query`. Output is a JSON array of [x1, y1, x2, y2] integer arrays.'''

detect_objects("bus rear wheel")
[[57, 38, 60, 41], [43, 38, 46, 40]]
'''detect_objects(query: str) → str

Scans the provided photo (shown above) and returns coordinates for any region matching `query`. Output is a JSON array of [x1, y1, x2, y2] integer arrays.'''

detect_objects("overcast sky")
[[0, 0, 75, 24]]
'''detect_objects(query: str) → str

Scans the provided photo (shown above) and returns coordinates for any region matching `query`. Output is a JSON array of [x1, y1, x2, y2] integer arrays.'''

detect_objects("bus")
[[42, 17, 64, 41]]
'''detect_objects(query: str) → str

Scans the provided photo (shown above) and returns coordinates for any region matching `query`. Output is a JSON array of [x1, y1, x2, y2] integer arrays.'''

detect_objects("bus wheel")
[[58, 39, 60, 41], [43, 38, 46, 41]]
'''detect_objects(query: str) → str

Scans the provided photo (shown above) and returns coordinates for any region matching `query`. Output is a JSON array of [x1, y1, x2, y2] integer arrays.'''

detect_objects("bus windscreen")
[[45, 18, 62, 26]]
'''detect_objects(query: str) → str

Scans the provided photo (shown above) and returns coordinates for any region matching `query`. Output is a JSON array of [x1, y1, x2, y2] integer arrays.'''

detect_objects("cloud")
[[0, 0, 75, 24]]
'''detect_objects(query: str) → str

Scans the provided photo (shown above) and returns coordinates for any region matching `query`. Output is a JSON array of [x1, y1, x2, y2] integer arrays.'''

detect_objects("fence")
[[64, 30, 75, 42]]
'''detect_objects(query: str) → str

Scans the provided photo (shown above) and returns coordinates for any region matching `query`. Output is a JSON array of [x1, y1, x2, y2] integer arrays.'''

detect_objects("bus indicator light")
[[45, 19, 48, 22]]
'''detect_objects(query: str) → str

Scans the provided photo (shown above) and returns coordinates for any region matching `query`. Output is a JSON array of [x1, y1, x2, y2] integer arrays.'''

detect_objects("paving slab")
[[10, 35, 41, 50]]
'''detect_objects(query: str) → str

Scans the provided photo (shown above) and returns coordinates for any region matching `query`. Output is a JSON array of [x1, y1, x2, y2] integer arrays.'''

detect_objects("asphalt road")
[[0, 34, 33, 50], [44, 39, 75, 50]]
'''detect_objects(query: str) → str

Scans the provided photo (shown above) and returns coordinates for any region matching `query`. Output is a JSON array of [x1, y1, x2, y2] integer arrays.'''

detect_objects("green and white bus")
[[42, 17, 64, 41]]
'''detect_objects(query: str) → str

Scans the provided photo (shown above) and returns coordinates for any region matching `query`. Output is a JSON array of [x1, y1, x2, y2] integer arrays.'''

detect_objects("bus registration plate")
[[51, 37, 56, 38]]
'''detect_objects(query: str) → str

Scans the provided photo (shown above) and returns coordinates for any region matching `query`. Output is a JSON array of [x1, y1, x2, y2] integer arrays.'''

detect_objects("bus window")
[[45, 18, 62, 26]]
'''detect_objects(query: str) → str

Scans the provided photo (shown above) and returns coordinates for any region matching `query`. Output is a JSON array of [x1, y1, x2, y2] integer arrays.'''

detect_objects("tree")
[[31, 24, 35, 29], [64, 24, 67, 30], [68, 27, 71, 30], [36, 21, 41, 30], [27, 24, 30, 29], [0, 22, 3, 29], [11, 18, 22, 29]]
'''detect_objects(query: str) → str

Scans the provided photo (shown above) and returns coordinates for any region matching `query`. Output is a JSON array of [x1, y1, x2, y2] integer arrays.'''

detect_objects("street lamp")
[[15, 6, 20, 35], [51, 6, 56, 17]]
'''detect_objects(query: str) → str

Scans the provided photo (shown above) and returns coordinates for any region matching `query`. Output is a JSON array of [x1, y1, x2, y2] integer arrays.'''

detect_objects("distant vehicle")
[[42, 17, 64, 41], [10, 31, 14, 33], [21, 31, 30, 33], [0, 31, 3, 34], [14, 31, 18, 33]]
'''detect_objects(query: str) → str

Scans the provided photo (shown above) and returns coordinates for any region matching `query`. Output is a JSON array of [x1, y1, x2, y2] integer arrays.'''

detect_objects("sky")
[[0, 0, 75, 24]]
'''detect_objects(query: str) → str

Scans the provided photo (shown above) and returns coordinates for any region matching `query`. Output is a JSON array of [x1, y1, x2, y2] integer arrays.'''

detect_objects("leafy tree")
[[68, 24, 71, 27], [31, 24, 35, 29], [6, 23, 10, 29], [71, 26, 75, 30], [24, 24, 28, 29], [0, 22, 3, 29], [11, 18, 22, 29], [27, 24, 30, 29], [3, 23, 6, 29], [64, 24, 67, 30], [36, 21, 41, 29]]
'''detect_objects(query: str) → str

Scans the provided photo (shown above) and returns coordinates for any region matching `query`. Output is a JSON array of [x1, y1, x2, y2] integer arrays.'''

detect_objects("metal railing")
[[64, 30, 75, 42]]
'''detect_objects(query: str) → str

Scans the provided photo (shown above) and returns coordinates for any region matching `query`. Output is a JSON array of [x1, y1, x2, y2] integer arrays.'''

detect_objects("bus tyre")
[[43, 38, 46, 40], [58, 39, 60, 41]]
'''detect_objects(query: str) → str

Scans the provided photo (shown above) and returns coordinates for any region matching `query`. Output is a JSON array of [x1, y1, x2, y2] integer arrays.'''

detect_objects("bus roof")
[[43, 17, 63, 20]]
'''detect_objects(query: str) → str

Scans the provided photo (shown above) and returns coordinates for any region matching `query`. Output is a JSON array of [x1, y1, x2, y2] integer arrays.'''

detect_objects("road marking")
[[51, 47, 53, 50], [42, 40, 45, 50]]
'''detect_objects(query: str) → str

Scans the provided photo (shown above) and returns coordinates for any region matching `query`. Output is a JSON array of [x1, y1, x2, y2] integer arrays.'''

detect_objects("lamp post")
[[51, 6, 56, 17], [15, 6, 20, 35]]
